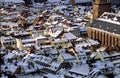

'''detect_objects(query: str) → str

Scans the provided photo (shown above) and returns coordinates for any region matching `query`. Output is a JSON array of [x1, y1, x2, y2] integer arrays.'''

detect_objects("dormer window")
[[113, 17, 117, 21], [105, 16, 108, 19], [107, 27, 109, 30], [99, 25, 102, 28], [114, 29, 117, 32]]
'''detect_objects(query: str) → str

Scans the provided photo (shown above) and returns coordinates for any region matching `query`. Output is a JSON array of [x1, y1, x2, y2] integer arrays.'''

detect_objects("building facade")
[[87, 27, 120, 47], [93, 0, 111, 19], [88, 12, 120, 48]]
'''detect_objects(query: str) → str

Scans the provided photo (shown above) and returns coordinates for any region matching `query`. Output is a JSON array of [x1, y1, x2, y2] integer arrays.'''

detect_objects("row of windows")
[[37, 62, 50, 67], [1, 2, 13, 4], [90, 31, 119, 46], [3, 41, 16, 45]]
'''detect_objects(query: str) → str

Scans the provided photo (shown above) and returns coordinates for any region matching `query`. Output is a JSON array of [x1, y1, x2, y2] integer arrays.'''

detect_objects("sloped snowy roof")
[[75, 0, 92, 3], [64, 32, 77, 40], [21, 39, 36, 43], [3, 52, 16, 60], [90, 12, 120, 34], [47, 62, 61, 71], [96, 74, 108, 78], [40, 57, 52, 64], [13, 0, 24, 3], [54, 38, 68, 43], [35, 35, 47, 40], [1, 36, 15, 42], [44, 74, 64, 78], [7, 64, 17, 73], [13, 50, 27, 56], [50, 30, 63, 38], [48, 0, 61, 3], [62, 53, 74, 60], [54, 5, 67, 10], [86, 38, 99, 45], [0, 0, 24, 3], [51, 62, 61, 67], [17, 60, 28, 67], [79, 27, 87, 32], [69, 64, 90, 76]]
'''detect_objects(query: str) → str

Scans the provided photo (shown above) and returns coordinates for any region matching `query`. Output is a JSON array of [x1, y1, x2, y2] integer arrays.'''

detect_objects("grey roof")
[[64, 32, 78, 40], [74, 0, 92, 3], [69, 64, 90, 76], [90, 12, 120, 35], [90, 20, 120, 34]]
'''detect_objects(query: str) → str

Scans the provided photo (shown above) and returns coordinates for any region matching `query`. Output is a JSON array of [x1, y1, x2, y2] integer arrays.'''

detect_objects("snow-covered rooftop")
[[48, 0, 61, 3], [75, 0, 92, 3], [0, 0, 24, 3], [70, 64, 90, 76], [98, 12, 120, 25], [64, 32, 77, 40]]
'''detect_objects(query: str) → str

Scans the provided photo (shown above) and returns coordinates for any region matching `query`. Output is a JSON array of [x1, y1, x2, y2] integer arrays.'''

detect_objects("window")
[[83, 57, 86, 59], [3, 43, 5, 45], [6, 42, 8, 45], [70, 72, 73, 75], [55, 67, 57, 69], [76, 74, 78, 76]]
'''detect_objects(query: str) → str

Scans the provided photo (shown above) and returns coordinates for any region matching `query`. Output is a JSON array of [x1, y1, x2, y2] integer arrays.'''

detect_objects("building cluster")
[[0, 0, 120, 78]]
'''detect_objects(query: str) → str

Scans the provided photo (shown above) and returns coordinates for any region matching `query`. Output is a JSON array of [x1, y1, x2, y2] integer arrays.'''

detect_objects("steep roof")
[[90, 12, 120, 35]]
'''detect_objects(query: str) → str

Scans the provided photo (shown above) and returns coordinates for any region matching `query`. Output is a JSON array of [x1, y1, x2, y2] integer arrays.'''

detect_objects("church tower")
[[93, 0, 111, 19]]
